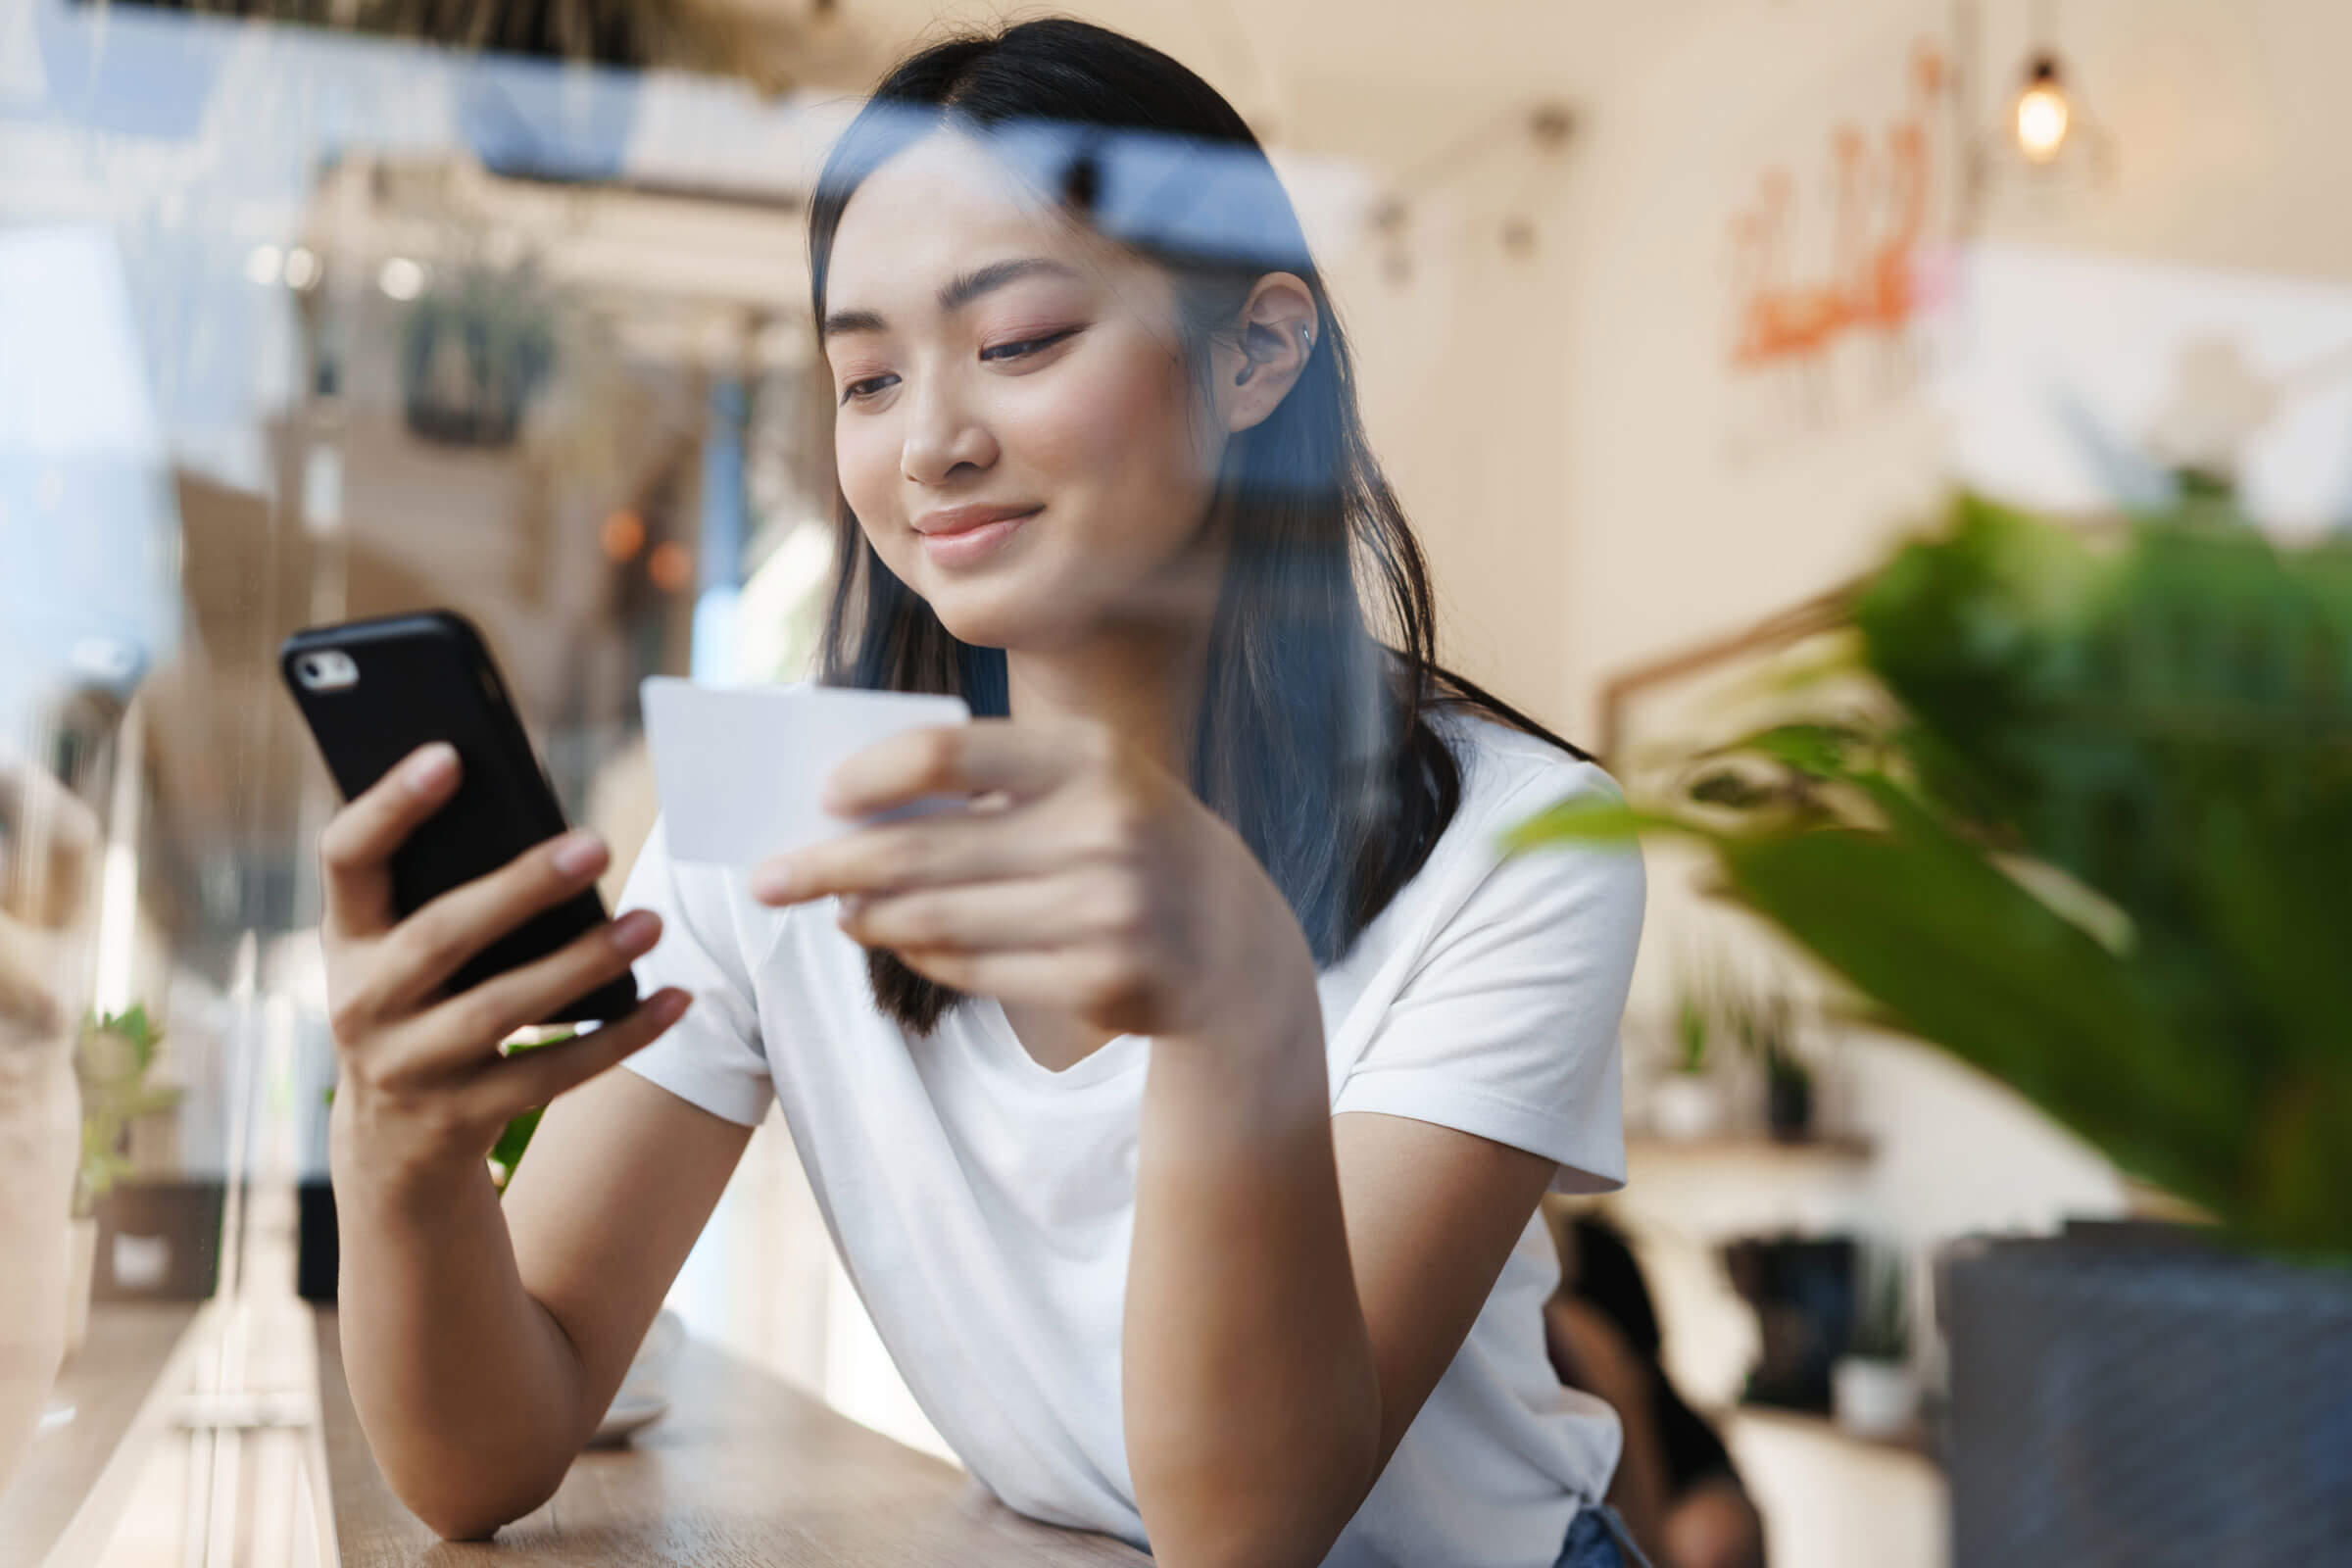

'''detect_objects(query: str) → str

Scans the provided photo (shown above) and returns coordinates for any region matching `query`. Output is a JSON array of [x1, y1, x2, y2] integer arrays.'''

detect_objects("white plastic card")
[[639, 678, 972, 866]]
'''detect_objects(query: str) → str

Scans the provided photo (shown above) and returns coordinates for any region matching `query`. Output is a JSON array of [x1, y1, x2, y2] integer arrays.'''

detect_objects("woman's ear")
[[1220, 272, 1319, 434]]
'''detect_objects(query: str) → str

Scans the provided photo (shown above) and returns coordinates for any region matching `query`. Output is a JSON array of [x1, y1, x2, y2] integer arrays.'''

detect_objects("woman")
[[320, 20, 1646, 1568]]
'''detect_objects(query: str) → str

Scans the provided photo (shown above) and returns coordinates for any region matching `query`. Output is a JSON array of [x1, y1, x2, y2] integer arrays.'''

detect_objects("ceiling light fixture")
[[2012, 52, 2071, 164], [1963, 0, 2113, 218], [377, 256, 427, 301]]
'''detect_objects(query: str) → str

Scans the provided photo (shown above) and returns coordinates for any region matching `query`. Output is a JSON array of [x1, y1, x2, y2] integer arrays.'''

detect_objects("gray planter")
[[1939, 1227, 2352, 1566]]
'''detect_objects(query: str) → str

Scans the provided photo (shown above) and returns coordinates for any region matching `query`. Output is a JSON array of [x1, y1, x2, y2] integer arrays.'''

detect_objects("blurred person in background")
[[1546, 1213, 1766, 1568], [319, 20, 1647, 1568]]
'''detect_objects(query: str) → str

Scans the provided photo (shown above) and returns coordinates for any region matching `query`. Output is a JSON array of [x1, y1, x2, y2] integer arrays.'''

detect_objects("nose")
[[900, 369, 999, 487]]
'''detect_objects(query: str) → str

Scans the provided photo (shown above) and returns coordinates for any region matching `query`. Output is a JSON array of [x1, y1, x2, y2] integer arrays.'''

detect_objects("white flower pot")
[[1649, 1073, 1727, 1142], [1833, 1354, 1921, 1440]]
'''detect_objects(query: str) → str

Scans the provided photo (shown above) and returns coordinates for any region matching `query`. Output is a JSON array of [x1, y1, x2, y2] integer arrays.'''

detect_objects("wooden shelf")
[[1627, 1134, 1875, 1162], [1718, 1401, 1938, 1465]]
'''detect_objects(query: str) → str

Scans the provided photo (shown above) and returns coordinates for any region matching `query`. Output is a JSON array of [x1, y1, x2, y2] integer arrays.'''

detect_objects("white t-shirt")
[[619, 708, 1646, 1568]]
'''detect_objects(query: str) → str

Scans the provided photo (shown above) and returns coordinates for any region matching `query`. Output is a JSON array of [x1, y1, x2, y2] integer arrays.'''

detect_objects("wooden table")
[[0, 1301, 204, 1568], [315, 1312, 1152, 1566]]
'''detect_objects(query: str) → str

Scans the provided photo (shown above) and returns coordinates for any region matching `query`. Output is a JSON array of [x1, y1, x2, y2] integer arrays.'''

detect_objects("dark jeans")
[[1553, 1503, 1651, 1568]]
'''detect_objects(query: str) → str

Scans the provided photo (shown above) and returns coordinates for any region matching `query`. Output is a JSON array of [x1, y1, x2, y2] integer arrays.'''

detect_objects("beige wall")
[[1324, 138, 1585, 728], [1554, 0, 2352, 739]]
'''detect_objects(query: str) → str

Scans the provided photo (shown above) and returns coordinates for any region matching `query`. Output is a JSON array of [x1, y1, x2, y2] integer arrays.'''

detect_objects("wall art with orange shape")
[[1723, 37, 1959, 460]]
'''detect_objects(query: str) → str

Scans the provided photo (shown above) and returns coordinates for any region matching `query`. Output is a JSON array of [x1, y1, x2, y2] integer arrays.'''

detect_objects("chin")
[[892, 529, 1194, 655], [919, 571, 1093, 654]]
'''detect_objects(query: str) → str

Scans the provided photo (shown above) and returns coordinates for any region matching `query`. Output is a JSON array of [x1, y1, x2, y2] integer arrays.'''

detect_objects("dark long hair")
[[809, 18, 1587, 1034]]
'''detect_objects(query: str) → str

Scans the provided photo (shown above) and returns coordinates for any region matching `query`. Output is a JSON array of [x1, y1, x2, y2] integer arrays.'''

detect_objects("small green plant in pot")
[[1723, 984, 1814, 1143], [401, 259, 559, 450], [1674, 988, 1712, 1078], [1832, 1244, 1919, 1441], [74, 1004, 178, 1219], [1648, 956, 1728, 1142], [1509, 487, 2352, 1561], [66, 1004, 179, 1354]]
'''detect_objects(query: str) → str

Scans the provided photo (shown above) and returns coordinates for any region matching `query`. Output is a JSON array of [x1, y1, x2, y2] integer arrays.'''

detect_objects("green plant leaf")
[[489, 1105, 543, 1189], [1701, 720, 1872, 778], [1534, 491, 2352, 1259], [1717, 817, 2242, 1220], [1500, 796, 1710, 854]]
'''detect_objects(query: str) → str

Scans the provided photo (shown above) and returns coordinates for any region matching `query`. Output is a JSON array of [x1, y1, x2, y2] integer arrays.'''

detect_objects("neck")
[[1004, 618, 1211, 781]]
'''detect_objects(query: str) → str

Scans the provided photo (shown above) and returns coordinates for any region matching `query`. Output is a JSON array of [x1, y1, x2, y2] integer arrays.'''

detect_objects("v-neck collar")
[[970, 999, 1150, 1090]]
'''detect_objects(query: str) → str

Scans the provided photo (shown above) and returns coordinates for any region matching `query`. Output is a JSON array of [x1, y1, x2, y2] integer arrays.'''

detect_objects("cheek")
[[837, 420, 889, 505], [835, 417, 900, 521], [1000, 339, 1206, 498]]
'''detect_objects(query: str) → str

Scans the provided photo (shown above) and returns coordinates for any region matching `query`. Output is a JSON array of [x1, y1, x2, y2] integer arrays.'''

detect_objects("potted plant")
[[70, 1004, 179, 1352], [401, 258, 559, 450], [1648, 959, 1728, 1142], [1723, 984, 1814, 1142], [1509, 488, 2352, 1562], [1832, 1244, 1919, 1440]]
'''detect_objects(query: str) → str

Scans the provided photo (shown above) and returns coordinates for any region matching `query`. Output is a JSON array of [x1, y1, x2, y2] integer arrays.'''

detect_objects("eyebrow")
[[820, 257, 1083, 341]]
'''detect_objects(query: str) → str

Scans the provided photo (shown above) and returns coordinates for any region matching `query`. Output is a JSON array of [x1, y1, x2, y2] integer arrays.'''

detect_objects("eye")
[[979, 326, 1082, 364], [840, 372, 898, 405]]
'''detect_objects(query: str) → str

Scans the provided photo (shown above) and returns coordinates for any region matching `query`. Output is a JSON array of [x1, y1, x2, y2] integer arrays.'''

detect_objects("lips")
[[912, 503, 1041, 568], [912, 503, 1043, 537]]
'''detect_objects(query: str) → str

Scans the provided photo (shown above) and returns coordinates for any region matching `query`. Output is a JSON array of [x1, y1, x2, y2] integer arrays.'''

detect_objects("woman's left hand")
[[748, 719, 1317, 1044]]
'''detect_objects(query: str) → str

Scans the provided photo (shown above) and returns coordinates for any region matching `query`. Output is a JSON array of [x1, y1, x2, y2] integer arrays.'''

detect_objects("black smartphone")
[[279, 610, 637, 1025]]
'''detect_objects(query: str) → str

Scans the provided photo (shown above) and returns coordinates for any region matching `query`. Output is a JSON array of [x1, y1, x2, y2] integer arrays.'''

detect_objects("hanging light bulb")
[[1965, 6, 2112, 215], [2013, 54, 2072, 164]]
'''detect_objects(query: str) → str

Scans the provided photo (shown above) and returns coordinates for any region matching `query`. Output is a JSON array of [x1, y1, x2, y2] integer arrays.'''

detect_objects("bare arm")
[[320, 743, 748, 1539], [334, 1070, 748, 1538], [1126, 990, 1558, 1568]]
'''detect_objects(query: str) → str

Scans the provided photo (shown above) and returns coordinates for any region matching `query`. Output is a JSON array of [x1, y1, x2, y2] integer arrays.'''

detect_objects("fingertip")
[[552, 830, 610, 880], [749, 859, 795, 905], [651, 987, 692, 1025], [402, 742, 461, 800], [816, 771, 856, 818]]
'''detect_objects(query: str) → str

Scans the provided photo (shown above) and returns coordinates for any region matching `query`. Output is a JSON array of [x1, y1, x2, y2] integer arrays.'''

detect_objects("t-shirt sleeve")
[[614, 816, 776, 1128], [1330, 771, 1644, 1195]]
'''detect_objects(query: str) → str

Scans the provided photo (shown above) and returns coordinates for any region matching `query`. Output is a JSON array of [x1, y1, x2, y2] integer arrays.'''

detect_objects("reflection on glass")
[[0, 2, 1581, 1560], [1, 3, 835, 1552], [0, 219, 171, 1499], [0, 746, 101, 1491]]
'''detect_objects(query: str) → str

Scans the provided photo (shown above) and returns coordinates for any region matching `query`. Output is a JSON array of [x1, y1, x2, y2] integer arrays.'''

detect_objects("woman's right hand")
[[319, 741, 691, 1200]]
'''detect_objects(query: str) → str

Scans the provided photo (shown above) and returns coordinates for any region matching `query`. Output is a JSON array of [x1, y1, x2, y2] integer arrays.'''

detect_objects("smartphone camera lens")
[[296, 651, 360, 691]]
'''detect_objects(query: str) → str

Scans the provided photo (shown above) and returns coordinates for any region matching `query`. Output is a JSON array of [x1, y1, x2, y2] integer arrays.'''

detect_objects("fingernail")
[[610, 909, 660, 952], [749, 858, 794, 904], [403, 743, 458, 797], [653, 989, 692, 1023], [552, 830, 607, 879]]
